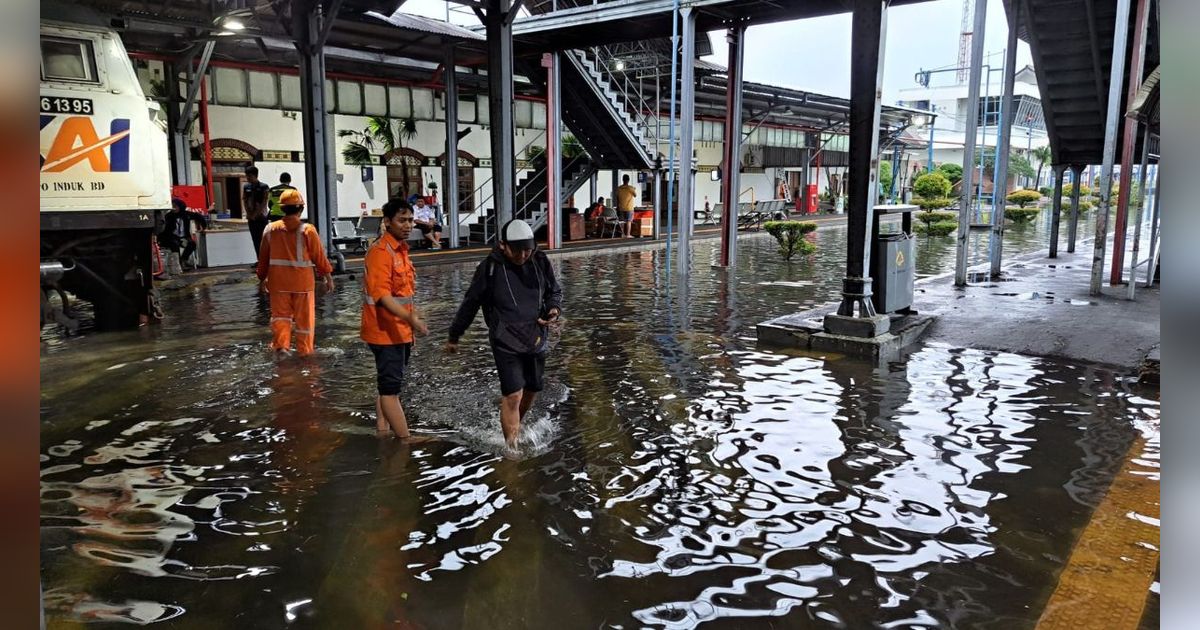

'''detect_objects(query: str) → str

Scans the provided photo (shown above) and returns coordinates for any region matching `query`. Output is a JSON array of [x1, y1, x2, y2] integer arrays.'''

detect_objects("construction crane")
[[956, 0, 974, 83]]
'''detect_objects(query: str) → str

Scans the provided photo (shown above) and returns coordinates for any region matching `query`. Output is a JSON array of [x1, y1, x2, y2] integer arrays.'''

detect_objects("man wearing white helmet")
[[445, 219, 563, 451]]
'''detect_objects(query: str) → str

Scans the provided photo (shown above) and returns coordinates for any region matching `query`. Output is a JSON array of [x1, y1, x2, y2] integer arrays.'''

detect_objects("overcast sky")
[[398, 0, 1032, 104]]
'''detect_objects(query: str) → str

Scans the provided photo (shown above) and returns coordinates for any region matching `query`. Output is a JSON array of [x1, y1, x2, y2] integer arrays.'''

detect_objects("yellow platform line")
[[1037, 435, 1160, 629]]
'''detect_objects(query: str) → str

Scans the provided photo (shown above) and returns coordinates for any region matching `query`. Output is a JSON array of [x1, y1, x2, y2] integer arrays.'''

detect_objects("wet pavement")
[[40, 216, 1159, 628]]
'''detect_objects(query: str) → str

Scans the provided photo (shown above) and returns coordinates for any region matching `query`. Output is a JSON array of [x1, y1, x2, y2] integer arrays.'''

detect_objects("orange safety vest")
[[360, 232, 416, 345], [259, 220, 331, 292]]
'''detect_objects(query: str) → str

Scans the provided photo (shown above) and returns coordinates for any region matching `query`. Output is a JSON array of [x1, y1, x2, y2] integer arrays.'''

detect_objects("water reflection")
[[41, 217, 1156, 628]]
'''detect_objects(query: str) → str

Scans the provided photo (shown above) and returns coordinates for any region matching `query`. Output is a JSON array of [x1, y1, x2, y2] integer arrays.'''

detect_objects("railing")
[[457, 130, 548, 244]]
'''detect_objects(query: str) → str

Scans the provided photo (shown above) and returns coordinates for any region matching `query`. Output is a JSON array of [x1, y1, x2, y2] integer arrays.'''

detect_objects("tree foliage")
[[763, 221, 818, 260], [339, 116, 419, 195], [1006, 189, 1042, 208], [879, 161, 893, 200], [983, 151, 1036, 180], [913, 171, 952, 200], [936, 163, 963, 185], [1005, 207, 1040, 224]]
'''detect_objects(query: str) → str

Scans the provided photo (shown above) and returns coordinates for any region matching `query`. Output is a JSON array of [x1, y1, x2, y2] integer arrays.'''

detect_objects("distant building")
[[897, 64, 1051, 195]]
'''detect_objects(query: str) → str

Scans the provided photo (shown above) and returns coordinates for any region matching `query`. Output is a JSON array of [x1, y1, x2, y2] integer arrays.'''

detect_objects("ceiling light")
[[614, 60, 626, 71], [223, 18, 245, 31]]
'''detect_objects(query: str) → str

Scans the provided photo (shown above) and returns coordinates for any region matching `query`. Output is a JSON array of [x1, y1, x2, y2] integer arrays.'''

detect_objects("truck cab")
[[40, 20, 171, 330]]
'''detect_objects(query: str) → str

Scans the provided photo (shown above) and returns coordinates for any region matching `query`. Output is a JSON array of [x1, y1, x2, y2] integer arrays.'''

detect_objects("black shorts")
[[417, 223, 443, 234], [368, 343, 411, 396], [492, 347, 545, 396]]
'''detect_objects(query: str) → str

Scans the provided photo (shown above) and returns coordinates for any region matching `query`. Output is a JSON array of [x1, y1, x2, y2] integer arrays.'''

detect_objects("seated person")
[[586, 197, 608, 237], [412, 198, 443, 250]]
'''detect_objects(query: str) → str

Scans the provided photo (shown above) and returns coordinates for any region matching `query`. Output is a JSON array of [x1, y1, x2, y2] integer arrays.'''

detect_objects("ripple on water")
[[39, 224, 1156, 628]]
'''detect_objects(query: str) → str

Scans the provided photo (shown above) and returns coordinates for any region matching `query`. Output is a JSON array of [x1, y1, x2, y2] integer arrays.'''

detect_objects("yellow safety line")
[[1037, 435, 1160, 629]]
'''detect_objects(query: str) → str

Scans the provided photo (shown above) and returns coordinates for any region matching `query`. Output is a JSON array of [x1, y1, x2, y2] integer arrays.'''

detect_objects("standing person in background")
[[242, 165, 271, 257], [256, 190, 335, 357], [361, 198, 430, 440], [268, 172, 297, 220], [445, 220, 563, 452], [615, 174, 638, 238]]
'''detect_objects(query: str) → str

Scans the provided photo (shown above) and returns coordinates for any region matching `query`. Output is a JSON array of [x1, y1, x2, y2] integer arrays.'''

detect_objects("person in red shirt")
[[361, 198, 429, 440], [255, 189, 334, 357]]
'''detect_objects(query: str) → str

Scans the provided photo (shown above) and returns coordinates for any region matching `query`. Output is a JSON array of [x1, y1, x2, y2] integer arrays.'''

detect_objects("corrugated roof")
[[364, 10, 485, 41]]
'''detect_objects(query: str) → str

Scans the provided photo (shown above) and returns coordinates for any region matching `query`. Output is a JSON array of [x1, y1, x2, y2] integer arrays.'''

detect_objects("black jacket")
[[448, 248, 563, 345]]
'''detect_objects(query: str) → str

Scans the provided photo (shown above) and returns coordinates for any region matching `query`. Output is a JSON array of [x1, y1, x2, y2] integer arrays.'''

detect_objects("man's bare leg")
[[375, 396, 389, 435], [500, 391, 522, 449], [380, 394, 424, 441], [519, 389, 537, 420]]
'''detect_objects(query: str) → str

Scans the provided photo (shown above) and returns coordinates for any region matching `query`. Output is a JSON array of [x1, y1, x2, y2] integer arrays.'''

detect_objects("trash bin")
[[872, 232, 914, 314], [870, 204, 919, 314]]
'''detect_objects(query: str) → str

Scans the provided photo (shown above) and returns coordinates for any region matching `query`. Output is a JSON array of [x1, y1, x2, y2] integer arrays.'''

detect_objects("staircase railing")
[[564, 50, 655, 166], [457, 130, 547, 244]]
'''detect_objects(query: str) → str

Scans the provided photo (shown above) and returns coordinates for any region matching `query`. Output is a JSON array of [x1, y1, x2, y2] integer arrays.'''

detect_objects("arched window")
[[383, 147, 425, 199]]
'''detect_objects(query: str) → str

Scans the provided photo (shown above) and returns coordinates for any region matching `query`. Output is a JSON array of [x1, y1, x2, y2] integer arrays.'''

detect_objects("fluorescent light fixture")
[[223, 18, 246, 31]]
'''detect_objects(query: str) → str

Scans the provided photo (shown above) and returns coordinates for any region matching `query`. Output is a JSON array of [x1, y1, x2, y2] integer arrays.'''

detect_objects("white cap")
[[501, 219, 535, 249]]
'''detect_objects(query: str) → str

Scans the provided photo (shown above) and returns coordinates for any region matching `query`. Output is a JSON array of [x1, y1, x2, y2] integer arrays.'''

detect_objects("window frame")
[[40, 36, 100, 84]]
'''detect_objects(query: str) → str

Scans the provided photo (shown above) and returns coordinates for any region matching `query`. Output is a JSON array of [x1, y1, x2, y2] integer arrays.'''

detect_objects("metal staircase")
[[560, 49, 657, 169], [466, 153, 598, 245]]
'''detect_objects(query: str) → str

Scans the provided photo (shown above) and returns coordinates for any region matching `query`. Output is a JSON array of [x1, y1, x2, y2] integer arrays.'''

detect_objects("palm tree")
[[339, 115, 419, 197], [1032, 145, 1052, 189]]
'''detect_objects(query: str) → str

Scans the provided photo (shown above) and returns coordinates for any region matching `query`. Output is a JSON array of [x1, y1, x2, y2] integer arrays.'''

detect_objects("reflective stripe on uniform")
[[270, 258, 314, 268]]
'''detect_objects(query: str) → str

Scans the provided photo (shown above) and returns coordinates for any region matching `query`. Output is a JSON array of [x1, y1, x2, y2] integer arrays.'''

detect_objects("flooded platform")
[[40, 220, 1159, 628]]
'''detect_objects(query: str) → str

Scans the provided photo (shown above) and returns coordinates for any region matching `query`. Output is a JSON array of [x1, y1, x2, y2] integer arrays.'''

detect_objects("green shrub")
[[1039, 186, 1054, 197], [916, 210, 957, 227], [1006, 189, 1042, 208], [915, 220, 957, 237], [913, 171, 953, 200], [936, 163, 963, 185], [1063, 183, 1090, 197], [1005, 206, 1040, 224], [914, 196, 953, 211], [764, 221, 818, 260], [1060, 198, 1093, 213]]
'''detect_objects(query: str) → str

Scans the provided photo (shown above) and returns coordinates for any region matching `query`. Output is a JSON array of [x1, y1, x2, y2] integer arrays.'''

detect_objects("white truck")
[[40, 20, 171, 330]]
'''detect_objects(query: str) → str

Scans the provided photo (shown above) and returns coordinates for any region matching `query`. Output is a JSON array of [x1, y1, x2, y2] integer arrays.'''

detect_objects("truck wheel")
[[90, 265, 144, 330]]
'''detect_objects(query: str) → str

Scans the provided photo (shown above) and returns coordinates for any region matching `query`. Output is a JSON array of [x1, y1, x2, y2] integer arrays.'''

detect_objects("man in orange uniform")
[[256, 189, 334, 356], [361, 198, 429, 439]]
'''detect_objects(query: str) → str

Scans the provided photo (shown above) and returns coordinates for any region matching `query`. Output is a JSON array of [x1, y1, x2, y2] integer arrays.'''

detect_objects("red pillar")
[[1110, 0, 1151, 284], [200, 75, 214, 209]]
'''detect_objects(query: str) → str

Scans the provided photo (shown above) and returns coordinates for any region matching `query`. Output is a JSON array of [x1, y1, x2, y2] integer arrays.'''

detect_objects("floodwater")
[[41, 218, 1159, 628]]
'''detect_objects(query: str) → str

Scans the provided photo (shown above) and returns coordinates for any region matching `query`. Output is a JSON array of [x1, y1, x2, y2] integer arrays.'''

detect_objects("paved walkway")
[[914, 247, 1160, 371]]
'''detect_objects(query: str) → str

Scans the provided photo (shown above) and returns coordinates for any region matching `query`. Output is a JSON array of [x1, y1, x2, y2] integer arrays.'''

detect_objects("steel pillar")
[[718, 23, 746, 268], [295, 2, 338, 268], [955, 0, 988, 286], [1068, 164, 1083, 252], [544, 51, 563, 249], [485, 0, 516, 228], [165, 61, 191, 186], [675, 6, 697, 279], [1144, 167, 1161, 287], [832, 0, 887, 319], [1127, 126, 1152, 300], [1092, 0, 1133, 295], [990, 3, 1019, 276], [1110, 0, 1152, 284], [443, 46, 461, 249], [589, 173, 597, 207], [1050, 165, 1066, 258], [652, 170, 663, 239]]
